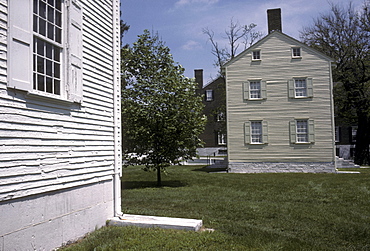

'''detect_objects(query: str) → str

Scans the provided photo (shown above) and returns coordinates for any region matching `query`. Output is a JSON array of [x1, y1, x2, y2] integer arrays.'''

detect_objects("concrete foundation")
[[0, 180, 114, 251], [108, 214, 203, 231], [228, 162, 337, 173]]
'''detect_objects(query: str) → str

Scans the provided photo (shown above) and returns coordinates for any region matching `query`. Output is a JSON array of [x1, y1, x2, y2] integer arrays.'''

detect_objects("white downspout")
[[112, 0, 122, 217]]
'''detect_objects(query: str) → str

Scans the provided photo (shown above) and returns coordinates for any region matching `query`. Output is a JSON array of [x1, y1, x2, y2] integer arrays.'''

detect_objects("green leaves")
[[121, 30, 206, 184]]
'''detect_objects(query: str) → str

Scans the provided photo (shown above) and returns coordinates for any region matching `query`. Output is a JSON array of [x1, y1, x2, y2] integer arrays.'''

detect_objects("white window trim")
[[292, 47, 302, 58], [8, 0, 83, 103], [205, 89, 213, 101], [244, 120, 268, 145], [243, 79, 266, 101], [217, 132, 227, 145], [290, 119, 315, 144], [252, 50, 261, 61], [288, 77, 313, 99]]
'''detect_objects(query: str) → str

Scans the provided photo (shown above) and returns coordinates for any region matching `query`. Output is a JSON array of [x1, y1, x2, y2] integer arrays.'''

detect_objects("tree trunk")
[[354, 113, 370, 165], [156, 166, 162, 187]]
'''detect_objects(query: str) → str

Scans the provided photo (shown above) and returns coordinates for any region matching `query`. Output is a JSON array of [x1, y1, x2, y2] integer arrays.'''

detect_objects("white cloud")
[[181, 40, 202, 51]]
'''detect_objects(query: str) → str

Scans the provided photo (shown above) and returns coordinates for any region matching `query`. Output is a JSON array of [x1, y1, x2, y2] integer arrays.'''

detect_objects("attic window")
[[292, 47, 301, 58], [252, 50, 261, 60]]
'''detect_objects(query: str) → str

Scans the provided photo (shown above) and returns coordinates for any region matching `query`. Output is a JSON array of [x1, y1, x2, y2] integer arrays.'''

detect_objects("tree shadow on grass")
[[122, 180, 187, 190], [192, 166, 228, 173]]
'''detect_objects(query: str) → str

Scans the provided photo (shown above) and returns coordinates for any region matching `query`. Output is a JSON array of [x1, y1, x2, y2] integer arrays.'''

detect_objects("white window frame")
[[243, 80, 266, 101], [244, 120, 268, 145], [296, 120, 309, 143], [251, 121, 263, 144], [292, 47, 301, 58], [205, 89, 213, 101], [252, 50, 261, 61], [288, 78, 313, 99], [294, 78, 307, 98], [8, 0, 83, 103], [290, 119, 315, 144], [249, 81, 261, 100], [217, 132, 227, 145]]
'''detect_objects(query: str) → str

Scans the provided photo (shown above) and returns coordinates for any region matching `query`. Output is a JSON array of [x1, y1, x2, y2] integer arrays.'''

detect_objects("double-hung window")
[[217, 132, 227, 145], [292, 47, 301, 58], [33, 0, 62, 95], [294, 79, 307, 97], [243, 80, 266, 100], [8, 0, 83, 102], [290, 119, 315, 144], [252, 50, 261, 60], [251, 121, 263, 144], [288, 78, 313, 99], [249, 81, 261, 99], [205, 89, 213, 101], [244, 120, 268, 145]]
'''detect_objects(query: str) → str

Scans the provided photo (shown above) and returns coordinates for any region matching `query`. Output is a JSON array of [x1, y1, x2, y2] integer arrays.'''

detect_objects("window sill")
[[294, 142, 312, 145], [26, 91, 76, 106]]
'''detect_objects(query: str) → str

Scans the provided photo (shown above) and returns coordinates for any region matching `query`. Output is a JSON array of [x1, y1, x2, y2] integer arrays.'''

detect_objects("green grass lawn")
[[62, 166, 370, 250]]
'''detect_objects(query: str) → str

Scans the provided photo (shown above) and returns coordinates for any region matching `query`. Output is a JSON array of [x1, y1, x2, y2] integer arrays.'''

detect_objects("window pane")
[[55, 28, 62, 43], [39, 1, 46, 18], [46, 43, 52, 59], [33, 15, 38, 32], [47, 5, 54, 22], [39, 19, 46, 36], [54, 47, 60, 61], [54, 62, 60, 78], [46, 77, 53, 93], [250, 81, 261, 99], [37, 56, 44, 74], [55, 11, 61, 27], [56, 0, 62, 11], [47, 23, 54, 40], [37, 39, 44, 56], [37, 75, 45, 91], [54, 80, 60, 95], [46, 60, 53, 76], [34, 0, 38, 14]]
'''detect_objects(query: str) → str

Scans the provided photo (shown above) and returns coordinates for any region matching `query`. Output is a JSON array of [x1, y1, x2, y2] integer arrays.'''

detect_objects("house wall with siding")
[[225, 32, 335, 171], [0, 0, 121, 249]]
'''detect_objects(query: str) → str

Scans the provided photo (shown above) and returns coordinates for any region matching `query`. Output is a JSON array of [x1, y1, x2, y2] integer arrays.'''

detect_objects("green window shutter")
[[8, 0, 33, 91], [308, 119, 315, 143], [261, 81, 267, 99], [244, 121, 251, 144], [307, 78, 313, 98], [289, 120, 296, 144], [243, 81, 250, 100], [288, 79, 295, 98], [262, 120, 268, 144], [67, 0, 83, 103]]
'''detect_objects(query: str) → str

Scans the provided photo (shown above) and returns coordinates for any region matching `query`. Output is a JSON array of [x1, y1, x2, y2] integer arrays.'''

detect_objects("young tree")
[[121, 30, 206, 186], [301, 1, 370, 165]]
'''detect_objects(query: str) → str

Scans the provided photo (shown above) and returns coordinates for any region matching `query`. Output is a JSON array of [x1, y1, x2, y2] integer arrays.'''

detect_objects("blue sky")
[[121, 0, 365, 84]]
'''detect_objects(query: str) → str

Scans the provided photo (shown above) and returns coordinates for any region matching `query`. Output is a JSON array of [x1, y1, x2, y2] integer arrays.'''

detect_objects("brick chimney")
[[267, 8, 282, 33], [194, 69, 203, 93]]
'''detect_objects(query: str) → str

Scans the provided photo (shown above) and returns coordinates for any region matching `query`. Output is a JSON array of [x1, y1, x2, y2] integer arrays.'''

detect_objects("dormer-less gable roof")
[[222, 30, 334, 69]]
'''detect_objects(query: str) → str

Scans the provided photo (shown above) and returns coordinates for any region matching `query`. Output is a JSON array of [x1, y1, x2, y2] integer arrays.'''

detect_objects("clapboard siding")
[[225, 32, 335, 163], [0, 0, 119, 201]]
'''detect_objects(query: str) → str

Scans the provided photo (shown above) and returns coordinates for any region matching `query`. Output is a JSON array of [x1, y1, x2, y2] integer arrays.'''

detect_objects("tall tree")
[[301, 1, 370, 165], [203, 19, 263, 76], [121, 30, 206, 186]]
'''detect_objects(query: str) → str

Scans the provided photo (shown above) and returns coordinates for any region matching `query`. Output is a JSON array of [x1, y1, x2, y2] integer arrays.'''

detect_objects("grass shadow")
[[122, 180, 187, 190], [192, 166, 228, 173]]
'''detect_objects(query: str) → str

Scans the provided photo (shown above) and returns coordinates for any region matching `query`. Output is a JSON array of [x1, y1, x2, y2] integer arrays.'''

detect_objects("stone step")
[[107, 214, 203, 231]]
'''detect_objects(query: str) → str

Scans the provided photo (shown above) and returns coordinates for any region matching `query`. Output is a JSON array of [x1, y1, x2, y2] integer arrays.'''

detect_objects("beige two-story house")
[[223, 9, 336, 173]]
